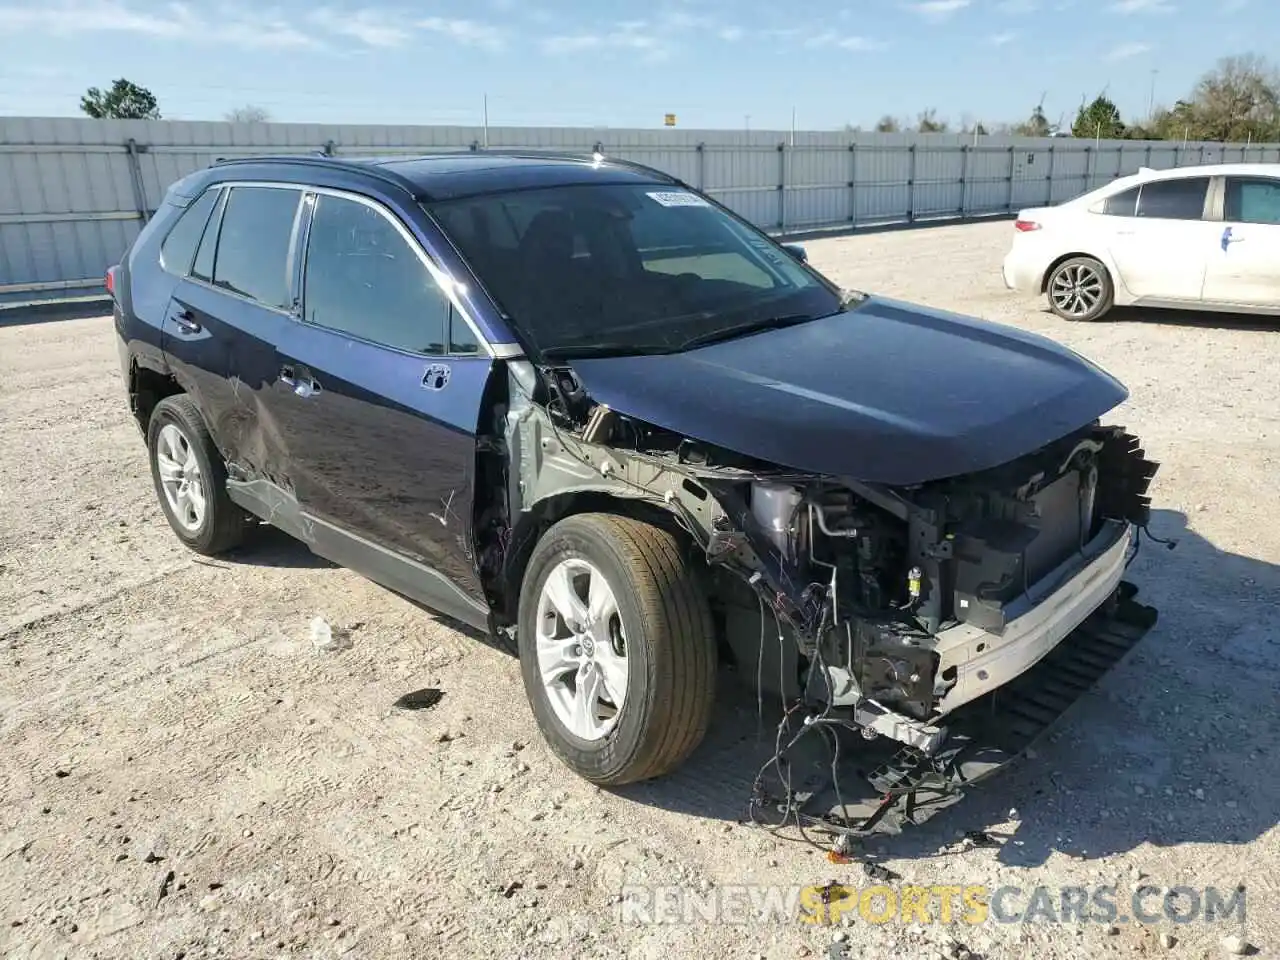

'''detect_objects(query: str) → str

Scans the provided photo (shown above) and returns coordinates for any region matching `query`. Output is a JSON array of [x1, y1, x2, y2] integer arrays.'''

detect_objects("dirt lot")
[[1, 219, 1277, 960]]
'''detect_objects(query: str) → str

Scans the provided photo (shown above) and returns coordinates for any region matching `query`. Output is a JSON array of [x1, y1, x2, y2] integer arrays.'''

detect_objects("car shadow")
[[223, 524, 337, 569], [1049, 304, 1280, 332], [616, 508, 1280, 867]]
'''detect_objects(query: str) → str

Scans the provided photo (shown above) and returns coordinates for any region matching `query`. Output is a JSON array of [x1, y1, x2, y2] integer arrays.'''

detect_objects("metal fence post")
[[1199, 144, 1206, 166], [1006, 145, 1016, 213], [1116, 144, 1123, 185], [777, 141, 786, 232], [1084, 145, 1094, 192], [1145, 143, 1152, 169], [696, 142, 706, 191], [1046, 143, 1056, 205], [124, 138, 150, 224], [907, 143, 917, 223], [959, 144, 969, 217], [849, 142, 858, 226]]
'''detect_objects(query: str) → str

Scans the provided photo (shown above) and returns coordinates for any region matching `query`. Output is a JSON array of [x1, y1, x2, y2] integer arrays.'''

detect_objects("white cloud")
[[908, 0, 971, 21], [988, 30, 1017, 45], [1109, 0, 1174, 12], [804, 32, 883, 51], [996, 0, 1038, 11], [308, 8, 411, 47], [1106, 41, 1152, 60], [0, 1, 318, 48], [541, 21, 670, 60], [717, 25, 744, 41], [417, 17, 506, 50]]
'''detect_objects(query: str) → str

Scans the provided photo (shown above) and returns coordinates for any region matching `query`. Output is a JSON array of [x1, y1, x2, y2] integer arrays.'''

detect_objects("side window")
[[212, 186, 302, 309], [1135, 177, 1209, 220], [1225, 177, 1280, 225], [1100, 187, 1139, 217], [191, 188, 226, 282], [160, 187, 219, 276], [449, 313, 481, 355], [303, 194, 450, 355]]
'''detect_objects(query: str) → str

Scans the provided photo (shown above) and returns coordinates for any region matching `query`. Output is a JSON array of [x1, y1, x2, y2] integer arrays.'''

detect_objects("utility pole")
[[1147, 69, 1158, 122], [790, 106, 796, 147], [483, 93, 489, 148], [745, 114, 751, 133]]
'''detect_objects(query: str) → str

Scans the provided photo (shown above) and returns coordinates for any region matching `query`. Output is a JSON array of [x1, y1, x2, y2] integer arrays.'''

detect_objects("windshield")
[[428, 182, 844, 357]]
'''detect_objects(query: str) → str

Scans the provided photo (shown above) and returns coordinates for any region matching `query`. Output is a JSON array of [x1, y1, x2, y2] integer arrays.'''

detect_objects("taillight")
[[1015, 220, 1042, 232], [105, 266, 117, 297]]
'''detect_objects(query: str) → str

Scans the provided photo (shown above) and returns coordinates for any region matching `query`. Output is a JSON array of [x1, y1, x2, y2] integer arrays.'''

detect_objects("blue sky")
[[0, 0, 1267, 130]]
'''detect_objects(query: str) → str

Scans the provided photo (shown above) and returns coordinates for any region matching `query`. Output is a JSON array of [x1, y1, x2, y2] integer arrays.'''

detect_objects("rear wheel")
[[1046, 256, 1114, 322], [517, 513, 717, 785], [147, 395, 248, 555]]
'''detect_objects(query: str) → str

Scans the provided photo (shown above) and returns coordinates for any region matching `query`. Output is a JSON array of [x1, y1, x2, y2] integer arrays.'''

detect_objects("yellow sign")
[[664, 113, 677, 127]]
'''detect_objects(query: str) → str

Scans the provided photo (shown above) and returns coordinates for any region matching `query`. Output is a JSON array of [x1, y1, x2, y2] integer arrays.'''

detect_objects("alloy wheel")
[[534, 558, 629, 741], [155, 423, 207, 532]]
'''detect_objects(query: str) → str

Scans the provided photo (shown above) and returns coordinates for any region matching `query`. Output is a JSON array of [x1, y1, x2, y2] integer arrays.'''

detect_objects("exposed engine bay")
[[480, 361, 1159, 758]]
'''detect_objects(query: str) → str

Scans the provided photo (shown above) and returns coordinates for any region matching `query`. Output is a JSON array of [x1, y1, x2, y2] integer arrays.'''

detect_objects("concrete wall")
[[3, 115, 1278, 298]]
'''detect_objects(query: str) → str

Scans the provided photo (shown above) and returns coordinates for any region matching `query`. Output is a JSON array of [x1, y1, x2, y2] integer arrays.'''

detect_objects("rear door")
[[266, 189, 494, 616], [1201, 174, 1280, 308], [1101, 176, 1215, 301], [163, 184, 304, 474]]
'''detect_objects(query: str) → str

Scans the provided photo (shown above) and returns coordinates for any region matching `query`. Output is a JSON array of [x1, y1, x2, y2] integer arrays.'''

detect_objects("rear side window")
[[212, 186, 302, 309], [1225, 177, 1280, 225], [302, 194, 450, 355], [160, 188, 219, 275], [1135, 177, 1209, 220], [1101, 187, 1139, 217]]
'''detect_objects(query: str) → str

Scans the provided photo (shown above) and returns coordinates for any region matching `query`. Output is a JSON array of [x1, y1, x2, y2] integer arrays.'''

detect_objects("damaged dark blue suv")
[[112, 152, 1158, 791]]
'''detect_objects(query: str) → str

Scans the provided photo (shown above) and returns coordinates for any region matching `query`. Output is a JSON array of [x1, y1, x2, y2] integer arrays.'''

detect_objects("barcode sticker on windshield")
[[647, 191, 710, 208]]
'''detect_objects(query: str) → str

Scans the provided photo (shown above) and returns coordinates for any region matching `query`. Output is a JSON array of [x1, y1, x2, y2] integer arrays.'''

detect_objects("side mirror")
[[782, 243, 808, 263]]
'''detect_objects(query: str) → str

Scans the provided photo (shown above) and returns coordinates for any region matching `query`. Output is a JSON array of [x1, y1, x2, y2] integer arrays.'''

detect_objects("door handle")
[[172, 309, 202, 334], [279, 365, 322, 398]]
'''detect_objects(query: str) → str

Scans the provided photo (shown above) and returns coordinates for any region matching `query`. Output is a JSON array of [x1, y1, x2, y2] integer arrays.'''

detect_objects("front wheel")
[[517, 513, 717, 785], [1046, 256, 1114, 322]]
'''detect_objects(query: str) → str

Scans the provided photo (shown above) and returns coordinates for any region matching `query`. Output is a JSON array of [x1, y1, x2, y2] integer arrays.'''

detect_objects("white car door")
[[1102, 176, 1215, 301], [1201, 175, 1280, 308]]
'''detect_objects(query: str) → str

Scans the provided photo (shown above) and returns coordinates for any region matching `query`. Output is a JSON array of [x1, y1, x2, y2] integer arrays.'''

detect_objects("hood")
[[566, 296, 1128, 486]]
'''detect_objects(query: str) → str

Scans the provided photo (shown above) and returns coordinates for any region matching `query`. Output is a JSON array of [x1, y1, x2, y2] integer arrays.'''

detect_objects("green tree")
[[80, 79, 161, 119], [874, 114, 901, 133], [1072, 94, 1125, 139]]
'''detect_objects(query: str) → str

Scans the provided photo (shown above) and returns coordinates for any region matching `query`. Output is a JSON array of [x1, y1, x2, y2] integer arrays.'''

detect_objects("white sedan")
[[1002, 163, 1280, 321]]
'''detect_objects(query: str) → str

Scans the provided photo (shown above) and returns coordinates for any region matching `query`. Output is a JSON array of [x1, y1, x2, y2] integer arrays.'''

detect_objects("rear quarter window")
[[159, 187, 220, 276]]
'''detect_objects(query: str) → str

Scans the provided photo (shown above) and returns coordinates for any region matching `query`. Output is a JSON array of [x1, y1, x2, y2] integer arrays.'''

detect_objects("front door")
[[266, 190, 495, 624], [1104, 175, 1214, 301], [1202, 175, 1280, 308]]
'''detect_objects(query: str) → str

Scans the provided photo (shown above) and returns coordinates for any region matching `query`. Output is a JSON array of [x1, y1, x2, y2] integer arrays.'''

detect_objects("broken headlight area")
[[492, 364, 1161, 837]]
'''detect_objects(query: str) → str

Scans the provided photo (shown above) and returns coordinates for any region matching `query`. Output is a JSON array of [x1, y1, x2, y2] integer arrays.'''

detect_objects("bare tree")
[[916, 108, 948, 133], [874, 114, 901, 133], [225, 105, 271, 123]]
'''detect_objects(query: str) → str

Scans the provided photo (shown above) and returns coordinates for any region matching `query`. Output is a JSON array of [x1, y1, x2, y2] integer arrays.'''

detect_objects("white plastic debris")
[[310, 616, 350, 653]]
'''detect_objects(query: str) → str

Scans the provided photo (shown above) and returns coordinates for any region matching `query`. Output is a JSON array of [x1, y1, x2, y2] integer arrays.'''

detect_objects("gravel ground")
[[1, 220, 1277, 960]]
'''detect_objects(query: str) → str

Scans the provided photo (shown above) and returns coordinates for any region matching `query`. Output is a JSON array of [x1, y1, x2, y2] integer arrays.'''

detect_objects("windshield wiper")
[[676, 313, 818, 351]]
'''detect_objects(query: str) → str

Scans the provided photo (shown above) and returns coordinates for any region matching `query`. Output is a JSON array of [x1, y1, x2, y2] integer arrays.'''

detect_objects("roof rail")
[[464, 147, 683, 185], [209, 154, 421, 196]]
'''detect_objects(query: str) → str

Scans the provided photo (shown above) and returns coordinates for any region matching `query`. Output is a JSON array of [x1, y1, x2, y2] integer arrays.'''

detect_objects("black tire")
[[1045, 256, 1114, 322], [517, 513, 717, 785], [146, 394, 248, 555]]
